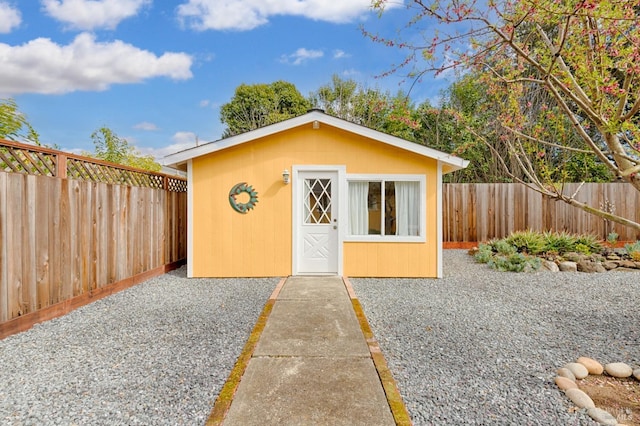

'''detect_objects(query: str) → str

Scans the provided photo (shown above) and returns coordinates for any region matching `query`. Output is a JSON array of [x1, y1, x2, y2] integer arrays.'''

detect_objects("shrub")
[[505, 229, 546, 254], [624, 241, 640, 261], [543, 231, 578, 254], [489, 253, 541, 272], [474, 244, 494, 263], [607, 232, 619, 245], [493, 239, 517, 255], [574, 234, 602, 254]]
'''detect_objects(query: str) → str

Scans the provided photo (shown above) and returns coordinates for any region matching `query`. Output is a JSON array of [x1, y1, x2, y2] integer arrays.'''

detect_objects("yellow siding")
[[191, 122, 439, 277]]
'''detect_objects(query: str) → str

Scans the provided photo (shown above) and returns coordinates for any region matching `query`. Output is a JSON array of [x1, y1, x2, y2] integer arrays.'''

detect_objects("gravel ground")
[[0, 267, 277, 426], [350, 250, 640, 426]]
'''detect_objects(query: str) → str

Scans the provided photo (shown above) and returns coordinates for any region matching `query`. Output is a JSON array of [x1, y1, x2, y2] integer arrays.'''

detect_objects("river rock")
[[542, 260, 559, 272], [619, 260, 636, 268], [586, 407, 618, 425], [558, 261, 577, 272], [565, 362, 589, 379], [602, 261, 618, 270], [634, 368, 640, 380], [577, 357, 604, 375], [556, 367, 576, 381], [555, 376, 578, 391], [565, 388, 595, 409], [605, 362, 633, 378], [577, 260, 598, 273]]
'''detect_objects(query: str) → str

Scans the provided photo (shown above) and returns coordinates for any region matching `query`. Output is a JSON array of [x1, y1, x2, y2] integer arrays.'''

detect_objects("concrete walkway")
[[222, 276, 397, 426]]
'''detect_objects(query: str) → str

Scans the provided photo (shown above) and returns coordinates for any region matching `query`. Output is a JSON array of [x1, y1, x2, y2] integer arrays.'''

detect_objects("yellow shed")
[[164, 110, 468, 278]]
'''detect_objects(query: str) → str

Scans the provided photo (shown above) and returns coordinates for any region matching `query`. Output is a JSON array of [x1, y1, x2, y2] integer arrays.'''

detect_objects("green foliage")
[[504, 230, 546, 254], [488, 253, 541, 272], [220, 81, 310, 137], [624, 241, 640, 261], [309, 75, 419, 140], [0, 98, 40, 145], [607, 232, 619, 245], [492, 239, 517, 256], [89, 127, 161, 172], [474, 244, 494, 263], [542, 231, 579, 255], [574, 235, 602, 254]]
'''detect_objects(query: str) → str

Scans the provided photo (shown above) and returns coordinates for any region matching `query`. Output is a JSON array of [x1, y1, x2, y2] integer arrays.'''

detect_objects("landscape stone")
[[634, 368, 640, 381], [606, 254, 620, 261], [565, 388, 595, 409], [577, 357, 604, 375], [604, 362, 633, 378], [542, 260, 559, 272], [565, 362, 589, 379], [602, 261, 618, 270], [577, 260, 598, 273], [586, 407, 618, 425], [558, 261, 578, 272], [619, 260, 636, 268], [554, 376, 578, 391], [556, 367, 576, 381], [635, 261, 640, 269], [594, 263, 607, 273]]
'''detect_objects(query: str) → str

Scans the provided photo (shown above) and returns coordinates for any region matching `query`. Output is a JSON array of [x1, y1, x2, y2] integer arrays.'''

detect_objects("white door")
[[296, 171, 339, 274]]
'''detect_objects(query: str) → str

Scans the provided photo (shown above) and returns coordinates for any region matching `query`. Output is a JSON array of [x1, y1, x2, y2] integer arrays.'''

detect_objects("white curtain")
[[349, 182, 369, 235], [395, 181, 420, 236]]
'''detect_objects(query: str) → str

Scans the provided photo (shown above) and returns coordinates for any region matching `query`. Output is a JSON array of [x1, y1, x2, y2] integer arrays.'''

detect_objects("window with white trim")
[[347, 175, 425, 242]]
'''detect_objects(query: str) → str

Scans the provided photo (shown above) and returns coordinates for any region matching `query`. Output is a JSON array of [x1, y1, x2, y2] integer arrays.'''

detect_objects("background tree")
[[371, 0, 640, 231], [309, 74, 419, 139], [89, 126, 161, 172], [220, 81, 311, 137], [0, 98, 40, 145]]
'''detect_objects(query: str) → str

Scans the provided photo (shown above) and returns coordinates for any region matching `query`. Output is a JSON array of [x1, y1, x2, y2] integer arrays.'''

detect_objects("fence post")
[[56, 154, 67, 179]]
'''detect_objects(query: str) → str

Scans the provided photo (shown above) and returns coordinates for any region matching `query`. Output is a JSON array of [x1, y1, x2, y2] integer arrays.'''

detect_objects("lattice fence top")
[[0, 143, 58, 177], [1, 139, 187, 192]]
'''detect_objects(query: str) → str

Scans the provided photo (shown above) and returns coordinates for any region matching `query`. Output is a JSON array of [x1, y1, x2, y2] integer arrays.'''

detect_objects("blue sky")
[[0, 0, 451, 162]]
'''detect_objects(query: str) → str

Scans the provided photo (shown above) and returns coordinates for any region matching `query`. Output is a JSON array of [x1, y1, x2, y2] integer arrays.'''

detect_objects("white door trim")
[[292, 165, 345, 276]]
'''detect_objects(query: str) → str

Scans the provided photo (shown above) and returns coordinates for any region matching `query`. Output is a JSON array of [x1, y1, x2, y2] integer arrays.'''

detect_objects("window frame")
[[344, 174, 426, 243]]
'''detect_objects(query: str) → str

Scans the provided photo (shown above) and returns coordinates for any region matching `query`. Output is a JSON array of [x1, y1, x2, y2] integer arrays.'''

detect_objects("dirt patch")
[[578, 376, 640, 425]]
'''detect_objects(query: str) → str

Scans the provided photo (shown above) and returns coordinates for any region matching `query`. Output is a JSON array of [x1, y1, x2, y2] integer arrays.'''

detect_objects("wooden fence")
[[0, 139, 187, 336], [443, 182, 640, 243]]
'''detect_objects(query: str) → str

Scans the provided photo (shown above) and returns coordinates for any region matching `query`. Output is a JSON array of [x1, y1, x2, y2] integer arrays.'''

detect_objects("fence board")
[[35, 177, 50, 310], [0, 173, 7, 322], [7, 174, 23, 317]]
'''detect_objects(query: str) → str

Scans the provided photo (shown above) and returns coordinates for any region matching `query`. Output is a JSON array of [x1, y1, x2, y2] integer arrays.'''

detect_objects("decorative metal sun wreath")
[[228, 182, 259, 214]]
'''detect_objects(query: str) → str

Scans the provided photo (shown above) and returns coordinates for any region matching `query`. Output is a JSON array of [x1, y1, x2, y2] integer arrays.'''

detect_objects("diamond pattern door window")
[[304, 178, 332, 224]]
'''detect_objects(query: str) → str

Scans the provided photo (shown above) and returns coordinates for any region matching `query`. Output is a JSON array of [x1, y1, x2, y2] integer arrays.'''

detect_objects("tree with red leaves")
[[371, 0, 640, 232]]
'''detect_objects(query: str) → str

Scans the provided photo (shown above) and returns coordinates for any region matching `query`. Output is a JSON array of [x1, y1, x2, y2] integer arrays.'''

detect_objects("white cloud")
[[134, 121, 158, 131], [341, 68, 360, 77], [0, 2, 21, 33], [199, 99, 210, 107], [137, 132, 199, 163], [42, 0, 151, 31], [177, 0, 389, 31], [280, 48, 323, 66], [0, 32, 193, 95], [333, 49, 350, 59]]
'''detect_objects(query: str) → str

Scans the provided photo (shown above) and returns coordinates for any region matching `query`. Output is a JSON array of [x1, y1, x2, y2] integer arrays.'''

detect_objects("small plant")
[[493, 239, 517, 256], [489, 252, 541, 272], [606, 232, 619, 246], [505, 229, 546, 254], [574, 243, 592, 255], [624, 241, 640, 261], [543, 231, 578, 254], [574, 234, 602, 254], [474, 244, 494, 264]]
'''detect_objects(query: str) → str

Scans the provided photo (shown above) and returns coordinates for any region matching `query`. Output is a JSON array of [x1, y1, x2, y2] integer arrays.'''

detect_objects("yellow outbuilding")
[[165, 109, 468, 278]]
